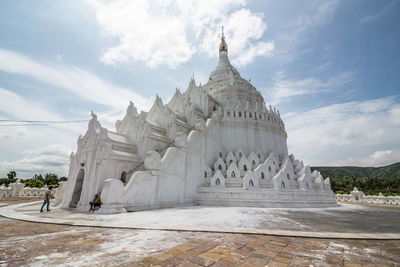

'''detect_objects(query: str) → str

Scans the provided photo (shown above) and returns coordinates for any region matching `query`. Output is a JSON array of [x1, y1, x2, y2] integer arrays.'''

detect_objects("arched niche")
[[69, 169, 85, 208], [121, 171, 127, 185]]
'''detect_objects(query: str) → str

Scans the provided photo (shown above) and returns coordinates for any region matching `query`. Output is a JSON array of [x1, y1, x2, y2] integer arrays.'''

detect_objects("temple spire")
[[219, 26, 228, 54]]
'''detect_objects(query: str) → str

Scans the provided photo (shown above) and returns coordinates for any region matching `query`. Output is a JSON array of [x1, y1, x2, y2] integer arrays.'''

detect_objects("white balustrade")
[[0, 179, 62, 200], [335, 187, 400, 206]]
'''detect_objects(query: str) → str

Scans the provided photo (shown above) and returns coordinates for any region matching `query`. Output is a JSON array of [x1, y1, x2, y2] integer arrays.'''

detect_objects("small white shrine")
[[62, 31, 336, 213]]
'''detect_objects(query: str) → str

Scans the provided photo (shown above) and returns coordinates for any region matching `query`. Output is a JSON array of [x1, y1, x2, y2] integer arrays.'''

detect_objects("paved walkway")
[[2, 201, 400, 239], [0, 199, 399, 266]]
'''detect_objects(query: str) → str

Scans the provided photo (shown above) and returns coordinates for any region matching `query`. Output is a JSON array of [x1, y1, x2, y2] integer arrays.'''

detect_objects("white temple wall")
[[257, 128, 276, 156], [61, 155, 79, 208], [62, 141, 139, 211], [137, 135, 169, 159], [195, 188, 336, 208], [183, 131, 206, 200], [63, 166, 87, 209], [220, 123, 255, 153], [186, 83, 208, 115], [122, 171, 162, 210], [74, 152, 98, 210], [203, 118, 288, 168], [121, 132, 205, 211], [94, 159, 130, 192], [62, 149, 95, 209], [265, 130, 288, 159], [209, 88, 264, 108], [218, 122, 287, 160], [85, 156, 143, 210], [137, 137, 150, 159], [62, 115, 141, 210], [204, 119, 224, 167]]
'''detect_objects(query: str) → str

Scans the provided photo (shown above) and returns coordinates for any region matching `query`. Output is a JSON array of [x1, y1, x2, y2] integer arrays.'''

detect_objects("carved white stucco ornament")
[[62, 30, 336, 213]]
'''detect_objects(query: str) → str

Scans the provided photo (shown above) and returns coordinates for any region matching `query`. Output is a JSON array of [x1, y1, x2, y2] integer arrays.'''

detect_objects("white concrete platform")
[[1, 201, 400, 239]]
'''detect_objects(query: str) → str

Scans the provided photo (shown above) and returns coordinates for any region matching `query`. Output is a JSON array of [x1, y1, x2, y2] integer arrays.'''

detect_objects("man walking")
[[40, 186, 53, 212]]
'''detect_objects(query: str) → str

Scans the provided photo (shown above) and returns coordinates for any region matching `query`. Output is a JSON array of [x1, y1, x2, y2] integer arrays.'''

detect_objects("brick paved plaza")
[[0, 199, 399, 266]]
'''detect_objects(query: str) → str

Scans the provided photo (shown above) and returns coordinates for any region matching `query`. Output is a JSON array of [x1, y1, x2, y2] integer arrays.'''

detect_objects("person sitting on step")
[[89, 194, 102, 212]]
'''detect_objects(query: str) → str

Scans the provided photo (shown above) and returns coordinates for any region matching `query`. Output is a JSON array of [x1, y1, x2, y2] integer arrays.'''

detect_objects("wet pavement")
[[0, 198, 400, 266], [260, 204, 400, 233], [3, 201, 400, 237]]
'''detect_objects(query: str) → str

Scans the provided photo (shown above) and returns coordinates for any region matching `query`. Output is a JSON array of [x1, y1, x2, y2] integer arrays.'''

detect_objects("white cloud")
[[232, 40, 274, 66], [87, 0, 274, 68], [0, 124, 81, 179], [359, 1, 396, 25], [94, 0, 195, 68], [0, 144, 72, 178], [274, 0, 339, 61], [0, 49, 155, 178], [0, 88, 65, 121], [294, 0, 339, 34], [284, 97, 400, 166], [265, 71, 355, 104], [390, 105, 400, 125], [0, 48, 153, 112], [333, 150, 400, 167], [0, 89, 81, 174], [0, 86, 87, 178], [310, 62, 332, 73], [0, 86, 86, 142]]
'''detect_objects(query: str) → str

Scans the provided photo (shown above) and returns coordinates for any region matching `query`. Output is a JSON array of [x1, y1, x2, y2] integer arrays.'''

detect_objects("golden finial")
[[219, 26, 227, 53]]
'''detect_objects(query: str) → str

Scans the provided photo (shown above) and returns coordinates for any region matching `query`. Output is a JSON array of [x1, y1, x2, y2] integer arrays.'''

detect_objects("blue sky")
[[0, 0, 399, 178]]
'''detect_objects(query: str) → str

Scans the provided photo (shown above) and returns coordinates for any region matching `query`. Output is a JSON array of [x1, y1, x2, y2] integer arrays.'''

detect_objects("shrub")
[[44, 173, 59, 186], [24, 179, 44, 188], [0, 178, 16, 187]]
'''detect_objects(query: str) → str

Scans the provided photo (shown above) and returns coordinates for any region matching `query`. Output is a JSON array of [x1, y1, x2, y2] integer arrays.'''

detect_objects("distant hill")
[[311, 162, 400, 180]]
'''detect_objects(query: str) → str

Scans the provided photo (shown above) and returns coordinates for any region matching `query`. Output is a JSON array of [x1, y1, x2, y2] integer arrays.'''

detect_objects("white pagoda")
[[62, 32, 336, 213]]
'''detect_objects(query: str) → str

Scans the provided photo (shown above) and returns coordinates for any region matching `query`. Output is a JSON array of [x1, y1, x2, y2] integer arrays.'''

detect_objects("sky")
[[0, 0, 399, 178]]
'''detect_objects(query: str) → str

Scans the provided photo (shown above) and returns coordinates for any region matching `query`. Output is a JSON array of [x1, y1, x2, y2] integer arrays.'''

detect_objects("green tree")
[[342, 176, 351, 193], [24, 179, 44, 188], [44, 173, 59, 186], [7, 171, 16, 179], [329, 176, 400, 196], [0, 178, 16, 187], [32, 174, 44, 182]]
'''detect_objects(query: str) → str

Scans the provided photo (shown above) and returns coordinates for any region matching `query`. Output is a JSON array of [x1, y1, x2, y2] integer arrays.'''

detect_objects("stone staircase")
[[124, 112, 197, 185]]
